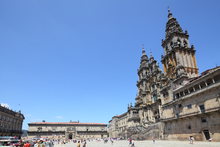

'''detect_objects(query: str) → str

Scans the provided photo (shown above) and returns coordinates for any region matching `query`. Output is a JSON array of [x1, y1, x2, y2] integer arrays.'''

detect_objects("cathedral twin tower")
[[143, 9, 199, 80], [136, 9, 199, 107], [109, 9, 220, 141]]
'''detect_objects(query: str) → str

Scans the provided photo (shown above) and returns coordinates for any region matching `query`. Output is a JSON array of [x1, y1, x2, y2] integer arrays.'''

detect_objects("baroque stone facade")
[[0, 105, 25, 138], [28, 122, 108, 139], [108, 10, 220, 141]]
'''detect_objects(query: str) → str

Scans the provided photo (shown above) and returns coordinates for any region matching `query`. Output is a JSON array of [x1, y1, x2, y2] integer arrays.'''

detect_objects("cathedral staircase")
[[127, 122, 163, 140]]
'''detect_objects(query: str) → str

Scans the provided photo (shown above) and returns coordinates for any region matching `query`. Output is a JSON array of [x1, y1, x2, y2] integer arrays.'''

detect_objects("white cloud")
[[0, 103, 10, 109], [55, 116, 63, 119]]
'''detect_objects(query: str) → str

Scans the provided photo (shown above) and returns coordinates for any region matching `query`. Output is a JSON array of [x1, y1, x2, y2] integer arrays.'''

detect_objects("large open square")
[[55, 140, 220, 147], [1, 0, 220, 144]]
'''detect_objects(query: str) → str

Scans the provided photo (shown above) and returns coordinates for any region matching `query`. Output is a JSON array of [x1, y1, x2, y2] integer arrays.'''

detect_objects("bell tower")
[[161, 9, 199, 79], [136, 47, 163, 107], [136, 47, 149, 107]]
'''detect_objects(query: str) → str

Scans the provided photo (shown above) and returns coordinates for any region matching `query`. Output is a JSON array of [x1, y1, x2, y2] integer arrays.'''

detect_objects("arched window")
[[170, 41, 173, 48], [183, 40, 188, 47], [177, 38, 181, 47]]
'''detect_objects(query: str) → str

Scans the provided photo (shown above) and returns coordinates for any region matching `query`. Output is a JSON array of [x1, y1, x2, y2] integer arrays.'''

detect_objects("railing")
[[161, 106, 220, 121]]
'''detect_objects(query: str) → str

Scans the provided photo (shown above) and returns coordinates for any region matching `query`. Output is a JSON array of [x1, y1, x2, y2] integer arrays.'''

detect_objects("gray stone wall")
[[0, 105, 24, 137], [28, 122, 108, 139]]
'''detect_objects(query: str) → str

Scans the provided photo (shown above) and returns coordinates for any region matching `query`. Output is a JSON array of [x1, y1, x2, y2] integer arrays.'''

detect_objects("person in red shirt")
[[23, 141, 31, 147]]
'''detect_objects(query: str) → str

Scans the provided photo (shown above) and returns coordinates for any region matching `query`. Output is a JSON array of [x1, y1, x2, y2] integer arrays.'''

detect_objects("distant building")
[[108, 10, 220, 141], [0, 105, 25, 138], [28, 122, 108, 139]]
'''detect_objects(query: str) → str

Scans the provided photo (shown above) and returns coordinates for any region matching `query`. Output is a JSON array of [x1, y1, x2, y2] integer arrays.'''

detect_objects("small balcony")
[[128, 114, 140, 122]]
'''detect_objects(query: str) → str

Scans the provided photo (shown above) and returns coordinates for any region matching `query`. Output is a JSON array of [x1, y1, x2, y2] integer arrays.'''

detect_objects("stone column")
[[187, 52, 192, 68]]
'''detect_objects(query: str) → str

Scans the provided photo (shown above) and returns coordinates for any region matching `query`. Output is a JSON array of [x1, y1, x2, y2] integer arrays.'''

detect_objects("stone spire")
[[149, 51, 154, 60], [136, 47, 149, 107], [141, 46, 148, 63], [165, 9, 183, 39], [168, 8, 173, 20], [161, 9, 199, 79], [142, 45, 146, 55]]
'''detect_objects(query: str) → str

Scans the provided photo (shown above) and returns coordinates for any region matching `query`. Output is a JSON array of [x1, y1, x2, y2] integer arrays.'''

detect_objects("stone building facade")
[[28, 122, 108, 139], [108, 10, 220, 141], [0, 105, 25, 138]]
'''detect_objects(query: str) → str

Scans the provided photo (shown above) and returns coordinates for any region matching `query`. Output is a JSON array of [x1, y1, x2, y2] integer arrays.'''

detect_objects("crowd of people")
[[0, 135, 207, 147]]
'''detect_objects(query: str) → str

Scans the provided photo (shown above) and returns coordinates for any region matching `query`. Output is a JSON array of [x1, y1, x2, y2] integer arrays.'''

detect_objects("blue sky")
[[0, 0, 220, 129]]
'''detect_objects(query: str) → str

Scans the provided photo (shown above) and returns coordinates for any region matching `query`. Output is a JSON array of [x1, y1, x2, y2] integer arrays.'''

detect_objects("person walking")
[[76, 141, 81, 147], [110, 139, 114, 145], [35, 140, 45, 147], [23, 141, 31, 147], [129, 138, 132, 145], [189, 136, 194, 144], [82, 140, 86, 147], [131, 140, 135, 147], [152, 137, 155, 144]]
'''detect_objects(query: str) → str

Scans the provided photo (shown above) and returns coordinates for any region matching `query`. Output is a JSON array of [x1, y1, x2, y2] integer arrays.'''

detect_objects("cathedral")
[[108, 10, 220, 141]]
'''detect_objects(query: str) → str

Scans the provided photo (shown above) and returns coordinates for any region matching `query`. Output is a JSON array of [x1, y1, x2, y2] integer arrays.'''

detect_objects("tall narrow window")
[[177, 38, 181, 47], [187, 104, 192, 109], [183, 40, 188, 47], [199, 104, 205, 113], [201, 117, 207, 123]]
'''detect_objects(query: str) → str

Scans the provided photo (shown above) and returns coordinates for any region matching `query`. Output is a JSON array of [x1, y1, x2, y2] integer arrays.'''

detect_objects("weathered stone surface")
[[0, 105, 24, 137]]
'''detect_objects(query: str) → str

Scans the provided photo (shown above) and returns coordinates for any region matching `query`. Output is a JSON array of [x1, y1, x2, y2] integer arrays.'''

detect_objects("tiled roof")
[[112, 112, 127, 118], [174, 66, 220, 92], [200, 66, 220, 76], [29, 122, 107, 125], [189, 66, 220, 83]]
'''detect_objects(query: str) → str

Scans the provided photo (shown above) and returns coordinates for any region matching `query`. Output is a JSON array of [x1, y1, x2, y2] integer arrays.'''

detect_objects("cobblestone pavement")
[[54, 140, 220, 147]]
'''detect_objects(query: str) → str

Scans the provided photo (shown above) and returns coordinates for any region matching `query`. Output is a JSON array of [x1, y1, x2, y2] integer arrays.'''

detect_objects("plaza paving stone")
[[54, 140, 220, 147]]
